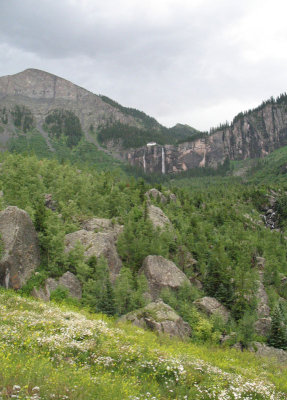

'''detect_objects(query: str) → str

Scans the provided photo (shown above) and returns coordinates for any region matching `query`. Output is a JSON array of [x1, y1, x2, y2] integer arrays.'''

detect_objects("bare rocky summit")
[[0, 68, 137, 133]]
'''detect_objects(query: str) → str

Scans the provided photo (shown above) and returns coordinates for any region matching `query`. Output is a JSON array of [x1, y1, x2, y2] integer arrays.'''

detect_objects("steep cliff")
[[124, 100, 287, 174]]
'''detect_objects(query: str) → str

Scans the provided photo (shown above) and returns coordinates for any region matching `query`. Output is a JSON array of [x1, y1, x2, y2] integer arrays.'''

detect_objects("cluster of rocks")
[[145, 188, 177, 204], [260, 190, 279, 230]]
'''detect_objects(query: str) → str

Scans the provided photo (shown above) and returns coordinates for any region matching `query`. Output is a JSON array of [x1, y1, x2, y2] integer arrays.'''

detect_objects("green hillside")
[[0, 289, 286, 400]]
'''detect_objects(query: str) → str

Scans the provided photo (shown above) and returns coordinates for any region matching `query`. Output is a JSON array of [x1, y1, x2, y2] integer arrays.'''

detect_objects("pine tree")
[[268, 304, 287, 350]]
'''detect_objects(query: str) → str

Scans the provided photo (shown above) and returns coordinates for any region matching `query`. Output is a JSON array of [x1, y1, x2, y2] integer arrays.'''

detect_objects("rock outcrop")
[[193, 296, 230, 322], [252, 342, 287, 363], [139, 255, 190, 300], [120, 300, 191, 338], [254, 317, 272, 336], [0, 206, 40, 289], [32, 271, 82, 301], [147, 205, 172, 230], [81, 217, 123, 239], [255, 258, 270, 318], [65, 219, 122, 282], [145, 188, 177, 204]]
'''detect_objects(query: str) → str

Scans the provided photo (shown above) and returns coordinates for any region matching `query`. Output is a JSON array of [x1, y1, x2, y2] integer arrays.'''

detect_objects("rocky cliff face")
[[0, 68, 141, 133], [124, 103, 287, 173]]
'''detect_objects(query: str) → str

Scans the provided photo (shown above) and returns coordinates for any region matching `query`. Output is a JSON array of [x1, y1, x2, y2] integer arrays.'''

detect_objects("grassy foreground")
[[0, 290, 287, 400]]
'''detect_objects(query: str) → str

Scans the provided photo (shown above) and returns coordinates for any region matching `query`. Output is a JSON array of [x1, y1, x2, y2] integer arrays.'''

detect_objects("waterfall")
[[161, 147, 166, 174], [143, 151, 146, 173]]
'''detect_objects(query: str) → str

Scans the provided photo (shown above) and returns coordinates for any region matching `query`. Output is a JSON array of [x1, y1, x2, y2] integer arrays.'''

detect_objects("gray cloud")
[[0, 0, 287, 130]]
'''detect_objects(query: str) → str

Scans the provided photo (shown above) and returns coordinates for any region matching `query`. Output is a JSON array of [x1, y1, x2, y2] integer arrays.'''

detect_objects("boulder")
[[147, 205, 172, 229], [193, 296, 230, 322], [139, 255, 190, 300], [81, 218, 123, 239], [254, 317, 272, 336], [252, 342, 287, 363], [65, 230, 122, 282], [32, 271, 82, 301], [31, 286, 50, 302], [120, 300, 191, 338], [145, 188, 167, 204], [0, 206, 40, 289]]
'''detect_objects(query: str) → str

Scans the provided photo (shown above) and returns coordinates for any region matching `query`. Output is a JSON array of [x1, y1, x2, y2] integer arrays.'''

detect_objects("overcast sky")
[[1, 0, 287, 131]]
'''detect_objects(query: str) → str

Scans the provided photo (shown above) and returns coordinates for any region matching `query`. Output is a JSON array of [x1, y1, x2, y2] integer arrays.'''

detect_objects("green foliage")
[[50, 285, 69, 302], [0, 107, 8, 124], [11, 105, 34, 132], [44, 109, 83, 147], [100, 95, 160, 130], [268, 302, 287, 350], [114, 267, 148, 315]]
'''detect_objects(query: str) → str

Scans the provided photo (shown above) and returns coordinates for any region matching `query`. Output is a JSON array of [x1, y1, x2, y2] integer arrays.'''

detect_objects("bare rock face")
[[119, 300, 191, 338], [0, 206, 40, 289], [65, 229, 122, 282], [0, 69, 138, 133], [193, 296, 230, 322], [139, 255, 190, 300], [46, 271, 82, 299], [145, 189, 167, 204], [254, 317, 272, 336], [124, 103, 287, 174], [257, 271, 270, 318], [253, 342, 287, 363], [32, 271, 82, 301], [81, 218, 123, 240], [145, 189, 177, 204], [148, 205, 172, 230]]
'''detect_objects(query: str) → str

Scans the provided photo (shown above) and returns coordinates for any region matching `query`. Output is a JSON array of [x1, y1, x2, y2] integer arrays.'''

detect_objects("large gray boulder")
[[0, 206, 40, 289], [147, 205, 172, 229], [32, 271, 82, 301], [65, 229, 122, 282], [193, 296, 230, 322], [139, 255, 190, 300], [120, 300, 191, 338]]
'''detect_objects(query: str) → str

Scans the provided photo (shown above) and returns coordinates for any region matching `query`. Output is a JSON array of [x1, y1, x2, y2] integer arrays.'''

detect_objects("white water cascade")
[[161, 147, 166, 174], [143, 151, 146, 173]]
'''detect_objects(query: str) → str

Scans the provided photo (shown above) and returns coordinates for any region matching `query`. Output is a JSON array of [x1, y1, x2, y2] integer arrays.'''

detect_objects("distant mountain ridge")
[[1, 68, 287, 174]]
